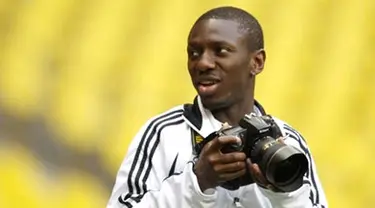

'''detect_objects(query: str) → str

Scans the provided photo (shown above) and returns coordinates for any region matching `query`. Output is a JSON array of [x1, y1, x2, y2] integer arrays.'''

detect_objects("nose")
[[196, 51, 215, 71]]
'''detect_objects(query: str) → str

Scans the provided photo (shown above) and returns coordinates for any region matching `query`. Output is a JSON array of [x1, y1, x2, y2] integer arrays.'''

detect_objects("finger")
[[214, 161, 246, 173], [247, 159, 268, 185], [247, 158, 256, 179], [252, 164, 268, 185], [218, 169, 247, 182], [276, 136, 287, 144], [206, 152, 246, 166], [211, 136, 241, 150], [219, 152, 247, 163]]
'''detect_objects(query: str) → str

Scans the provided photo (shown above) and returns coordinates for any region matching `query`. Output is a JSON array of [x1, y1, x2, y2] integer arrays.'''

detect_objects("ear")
[[249, 49, 266, 76]]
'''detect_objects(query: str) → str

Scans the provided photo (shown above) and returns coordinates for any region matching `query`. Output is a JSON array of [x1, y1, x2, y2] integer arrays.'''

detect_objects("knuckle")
[[217, 136, 226, 144], [204, 142, 213, 150], [207, 156, 216, 164], [218, 136, 235, 144], [237, 161, 245, 168], [213, 165, 221, 172], [234, 153, 243, 160], [237, 153, 246, 160], [229, 153, 237, 160]]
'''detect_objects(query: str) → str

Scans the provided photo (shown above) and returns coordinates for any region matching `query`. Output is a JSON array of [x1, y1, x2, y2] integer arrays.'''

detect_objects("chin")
[[200, 96, 230, 111]]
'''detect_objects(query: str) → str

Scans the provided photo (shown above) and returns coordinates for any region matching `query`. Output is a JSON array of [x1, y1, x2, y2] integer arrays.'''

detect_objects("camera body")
[[218, 114, 308, 192]]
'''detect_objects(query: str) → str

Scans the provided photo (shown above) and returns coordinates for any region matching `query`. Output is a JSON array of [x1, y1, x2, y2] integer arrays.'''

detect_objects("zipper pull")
[[233, 197, 242, 207]]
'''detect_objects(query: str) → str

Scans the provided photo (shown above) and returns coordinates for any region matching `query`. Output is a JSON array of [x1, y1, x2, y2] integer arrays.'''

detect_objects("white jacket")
[[107, 97, 328, 208]]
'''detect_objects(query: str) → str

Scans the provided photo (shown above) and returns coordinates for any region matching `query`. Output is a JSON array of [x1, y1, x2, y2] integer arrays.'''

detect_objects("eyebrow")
[[188, 39, 236, 48]]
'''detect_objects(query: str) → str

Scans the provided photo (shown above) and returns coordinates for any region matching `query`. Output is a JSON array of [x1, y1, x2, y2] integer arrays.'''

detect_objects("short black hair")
[[195, 6, 264, 51]]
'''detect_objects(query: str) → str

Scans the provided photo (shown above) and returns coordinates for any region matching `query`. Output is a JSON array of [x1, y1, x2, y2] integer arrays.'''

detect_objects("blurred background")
[[0, 0, 374, 207]]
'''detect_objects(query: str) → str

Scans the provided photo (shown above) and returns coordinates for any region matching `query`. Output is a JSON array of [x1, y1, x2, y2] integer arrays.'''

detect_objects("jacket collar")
[[182, 96, 267, 138]]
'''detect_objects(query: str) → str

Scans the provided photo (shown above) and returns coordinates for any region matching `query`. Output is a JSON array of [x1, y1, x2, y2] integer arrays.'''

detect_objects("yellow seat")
[[0, 0, 374, 207]]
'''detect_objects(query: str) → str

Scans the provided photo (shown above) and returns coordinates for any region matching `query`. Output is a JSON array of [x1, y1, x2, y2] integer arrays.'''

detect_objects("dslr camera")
[[217, 114, 308, 192]]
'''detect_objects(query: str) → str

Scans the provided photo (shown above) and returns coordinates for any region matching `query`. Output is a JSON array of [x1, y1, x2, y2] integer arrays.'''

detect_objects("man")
[[107, 6, 328, 208]]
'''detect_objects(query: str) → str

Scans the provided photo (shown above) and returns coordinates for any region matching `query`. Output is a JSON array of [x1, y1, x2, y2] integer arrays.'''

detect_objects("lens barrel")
[[253, 137, 309, 192]]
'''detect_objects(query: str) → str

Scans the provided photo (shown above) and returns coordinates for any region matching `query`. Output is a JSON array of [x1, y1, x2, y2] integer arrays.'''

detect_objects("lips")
[[199, 80, 218, 86], [196, 77, 221, 96]]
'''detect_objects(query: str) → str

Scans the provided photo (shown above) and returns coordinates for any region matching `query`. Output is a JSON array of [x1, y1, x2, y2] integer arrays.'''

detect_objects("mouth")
[[196, 79, 221, 96]]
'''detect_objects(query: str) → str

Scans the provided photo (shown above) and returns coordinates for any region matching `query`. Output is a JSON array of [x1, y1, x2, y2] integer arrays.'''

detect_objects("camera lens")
[[263, 145, 308, 192], [221, 116, 309, 192], [273, 154, 305, 186], [253, 138, 308, 192]]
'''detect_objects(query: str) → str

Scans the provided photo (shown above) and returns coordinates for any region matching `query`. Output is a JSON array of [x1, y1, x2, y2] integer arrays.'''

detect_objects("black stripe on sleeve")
[[121, 110, 184, 206], [118, 194, 133, 207], [134, 115, 183, 194], [283, 124, 320, 205], [126, 110, 183, 195], [141, 119, 185, 193]]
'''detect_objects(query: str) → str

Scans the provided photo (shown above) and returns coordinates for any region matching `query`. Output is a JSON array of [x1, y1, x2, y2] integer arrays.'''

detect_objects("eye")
[[216, 47, 230, 56], [188, 48, 201, 59], [191, 50, 200, 57]]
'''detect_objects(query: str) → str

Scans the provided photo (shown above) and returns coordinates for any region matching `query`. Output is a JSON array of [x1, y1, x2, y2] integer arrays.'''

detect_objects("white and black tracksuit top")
[[107, 96, 328, 208]]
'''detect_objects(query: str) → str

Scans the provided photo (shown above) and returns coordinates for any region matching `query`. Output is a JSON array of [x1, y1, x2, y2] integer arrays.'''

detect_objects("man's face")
[[187, 19, 256, 110]]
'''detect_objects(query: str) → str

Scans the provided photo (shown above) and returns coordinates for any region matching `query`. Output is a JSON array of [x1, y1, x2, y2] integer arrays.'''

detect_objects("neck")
[[211, 95, 254, 126]]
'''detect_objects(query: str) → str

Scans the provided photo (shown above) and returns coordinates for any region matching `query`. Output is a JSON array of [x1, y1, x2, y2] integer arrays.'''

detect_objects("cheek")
[[224, 66, 250, 90], [229, 64, 249, 80], [221, 70, 244, 92], [187, 60, 197, 73], [187, 64, 194, 76]]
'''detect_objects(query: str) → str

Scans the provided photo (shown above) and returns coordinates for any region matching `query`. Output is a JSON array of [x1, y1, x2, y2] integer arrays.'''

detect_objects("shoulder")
[[270, 116, 310, 151], [271, 116, 304, 138], [147, 105, 185, 123], [128, 105, 186, 148], [140, 105, 186, 132]]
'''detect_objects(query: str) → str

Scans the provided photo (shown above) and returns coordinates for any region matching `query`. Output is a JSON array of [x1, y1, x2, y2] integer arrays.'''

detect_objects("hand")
[[247, 158, 275, 190], [194, 136, 247, 191], [247, 137, 286, 191]]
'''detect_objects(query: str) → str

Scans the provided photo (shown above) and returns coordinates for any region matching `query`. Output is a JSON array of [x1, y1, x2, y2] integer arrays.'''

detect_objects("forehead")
[[188, 19, 246, 46]]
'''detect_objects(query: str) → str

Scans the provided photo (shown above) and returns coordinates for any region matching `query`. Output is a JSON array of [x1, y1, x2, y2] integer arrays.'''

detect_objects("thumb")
[[211, 135, 242, 150]]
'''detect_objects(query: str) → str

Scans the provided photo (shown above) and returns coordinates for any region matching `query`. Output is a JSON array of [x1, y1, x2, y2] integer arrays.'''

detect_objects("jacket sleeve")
[[106, 113, 218, 208], [242, 123, 328, 208]]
